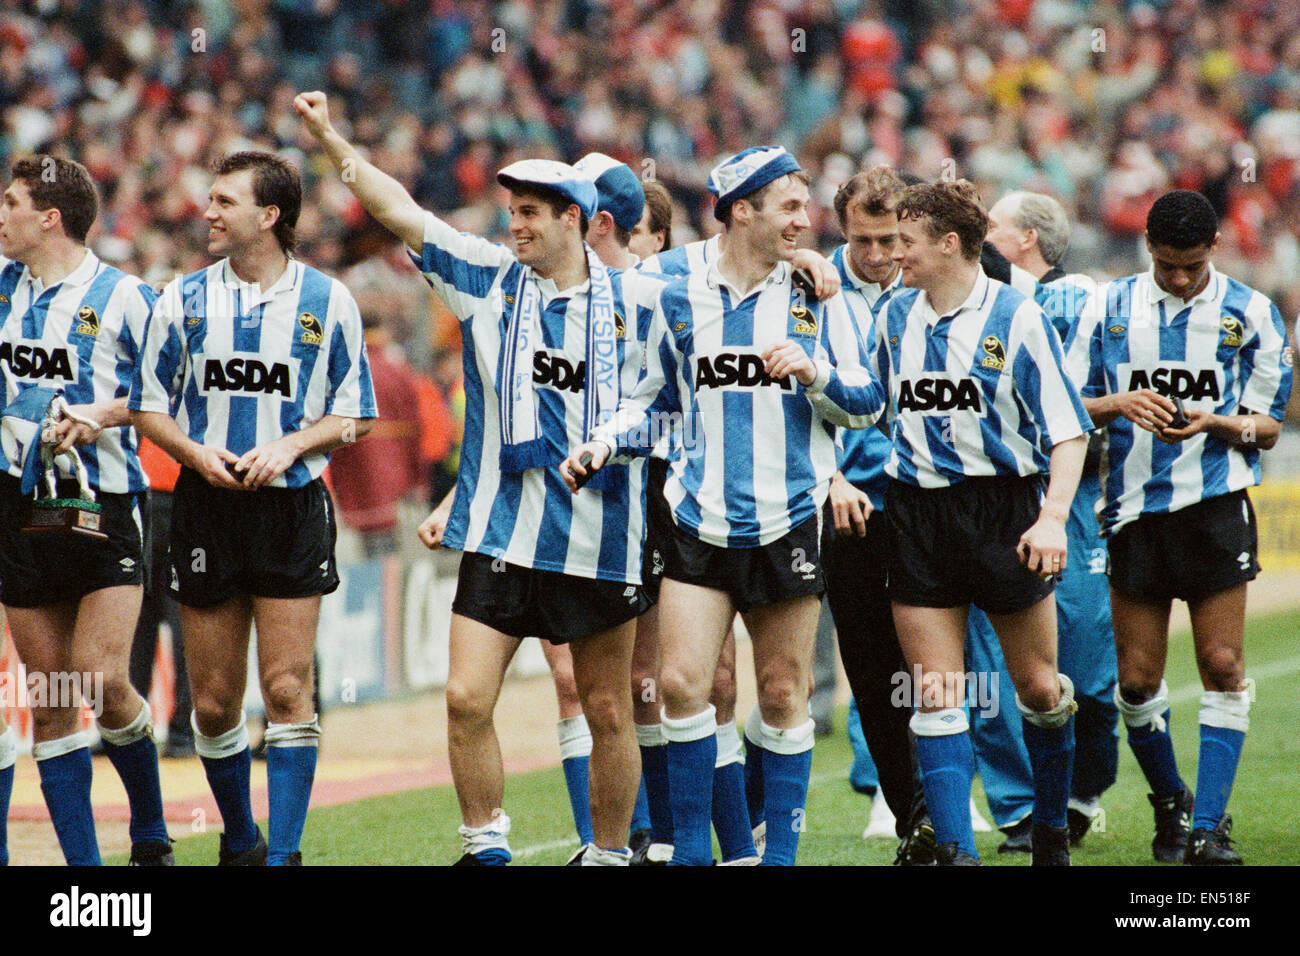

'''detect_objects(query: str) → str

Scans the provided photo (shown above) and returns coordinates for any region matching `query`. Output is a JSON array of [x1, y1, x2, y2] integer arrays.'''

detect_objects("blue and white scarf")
[[499, 245, 623, 492]]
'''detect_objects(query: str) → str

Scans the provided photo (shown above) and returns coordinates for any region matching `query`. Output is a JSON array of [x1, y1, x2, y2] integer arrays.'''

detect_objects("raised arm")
[[294, 90, 425, 252]]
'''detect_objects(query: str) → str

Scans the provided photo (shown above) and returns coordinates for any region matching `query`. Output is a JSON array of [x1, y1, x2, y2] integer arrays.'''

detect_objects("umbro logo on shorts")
[[623, 586, 637, 603], [119, 557, 135, 573]]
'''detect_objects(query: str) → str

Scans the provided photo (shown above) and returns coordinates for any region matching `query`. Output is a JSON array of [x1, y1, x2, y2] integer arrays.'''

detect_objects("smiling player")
[[1063, 190, 1291, 865]]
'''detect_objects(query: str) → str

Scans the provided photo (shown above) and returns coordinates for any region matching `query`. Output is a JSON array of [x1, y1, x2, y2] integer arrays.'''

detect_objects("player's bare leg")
[[1188, 584, 1246, 693], [1185, 583, 1249, 860], [184, 598, 254, 736], [445, 614, 520, 835], [659, 580, 734, 719], [6, 604, 80, 743], [7, 602, 100, 864], [569, 619, 639, 861], [71, 586, 145, 729]]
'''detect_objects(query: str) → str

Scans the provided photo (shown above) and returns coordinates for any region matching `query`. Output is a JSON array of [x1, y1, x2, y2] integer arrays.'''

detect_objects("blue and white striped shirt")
[[597, 259, 882, 548], [638, 235, 722, 278], [0, 251, 154, 493], [1062, 265, 1292, 535], [829, 245, 900, 510], [874, 269, 1092, 488], [130, 258, 376, 488], [411, 211, 665, 583]]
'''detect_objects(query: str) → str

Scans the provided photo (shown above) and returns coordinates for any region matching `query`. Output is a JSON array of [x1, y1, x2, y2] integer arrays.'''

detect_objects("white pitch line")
[[1168, 653, 1300, 704]]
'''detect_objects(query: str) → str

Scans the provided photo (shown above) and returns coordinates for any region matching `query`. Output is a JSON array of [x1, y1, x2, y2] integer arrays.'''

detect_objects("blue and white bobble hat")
[[707, 146, 803, 223], [497, 159, 599, 219], [573, 153, 646, 231]]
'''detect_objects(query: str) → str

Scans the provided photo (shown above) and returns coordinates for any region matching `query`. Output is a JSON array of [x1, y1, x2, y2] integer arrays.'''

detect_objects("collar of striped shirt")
[[704, 257, 790, 297], [218, 256, 302, 303], [840, 249, 901, 300], [20, 247, 100, 296], [1142, 263, 1221, 307], [914, 266, 993, 325]]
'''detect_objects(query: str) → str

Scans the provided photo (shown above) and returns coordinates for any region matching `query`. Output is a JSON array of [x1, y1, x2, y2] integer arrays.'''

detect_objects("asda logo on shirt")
[[897, 376, 983, 414], [694, 350, 793, 392], [533, 351, 586, 394], [198, 354, 297, 399], [1118, 362, 1222, 403], [0, 342, 76, 383]]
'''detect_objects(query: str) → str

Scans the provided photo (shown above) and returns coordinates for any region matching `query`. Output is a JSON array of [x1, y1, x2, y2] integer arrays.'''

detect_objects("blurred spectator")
[[327, 313, 425, 557]]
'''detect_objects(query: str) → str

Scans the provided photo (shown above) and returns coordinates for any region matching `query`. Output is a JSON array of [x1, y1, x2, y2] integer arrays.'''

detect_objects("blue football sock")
[[637, 732, 673, 844], [847, 697, 879, 794], [631, 777, 651, 835], [713, 762, 756, 861], [101, 735, 170, 844], [743, 728, 765, 828], [662, 707, 717, 866], [1126, 709, 1183, 797], [474, 848, 511, 865], [560, 755, 594, 845], [1021, 716, 1075, 829], [36, 743, 101, 866], [0, 763, 12, 866], [0, 727, 14, 866], [266, 743, 318, 864], [200, 749, 258, 853], [1194, 724, 1245, 832], [913, 710, 977, 858], [557, 715, 594, 845], [758, 745, 813, 866]]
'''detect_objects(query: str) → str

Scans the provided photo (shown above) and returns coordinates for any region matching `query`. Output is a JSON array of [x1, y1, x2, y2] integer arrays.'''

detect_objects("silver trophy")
[[21, 396, 108, 541]]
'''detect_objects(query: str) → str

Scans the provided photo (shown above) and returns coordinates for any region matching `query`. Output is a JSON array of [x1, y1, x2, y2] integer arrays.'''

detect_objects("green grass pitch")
[[119, 607, 1300, 866]]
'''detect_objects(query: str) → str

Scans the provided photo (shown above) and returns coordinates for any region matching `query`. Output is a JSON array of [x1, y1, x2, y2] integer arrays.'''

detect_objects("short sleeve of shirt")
[[407, 211, 514, 321]]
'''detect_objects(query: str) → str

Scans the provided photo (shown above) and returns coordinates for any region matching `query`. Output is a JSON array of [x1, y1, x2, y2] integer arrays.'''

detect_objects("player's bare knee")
[[262, 671, 310, 720], [1016, 672, 1061, 713], [580, 690, 630, 738], [29, 706, 79, 740], [192, 695, 242, 736], [756, 671, 803, 724], [445, 680, 493, 729], [658, 661, 710, 712], [1197, 646, 1243, 690], [709, 665, 737, 706]]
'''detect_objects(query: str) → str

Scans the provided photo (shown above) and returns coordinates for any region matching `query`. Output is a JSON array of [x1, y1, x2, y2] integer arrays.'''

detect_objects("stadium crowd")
[[3, 0, 1299, 363]]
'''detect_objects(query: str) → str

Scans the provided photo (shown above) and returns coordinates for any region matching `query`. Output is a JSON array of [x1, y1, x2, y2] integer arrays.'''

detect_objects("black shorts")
[[885, 475, 1054, 615], [170, 467, 339, 608], [641, 457, 673, 603], [662, 511, 825, 613], [0, 474, 143, 608], [1107, 489, 1259, 602], [451, 551, 650, 644]]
